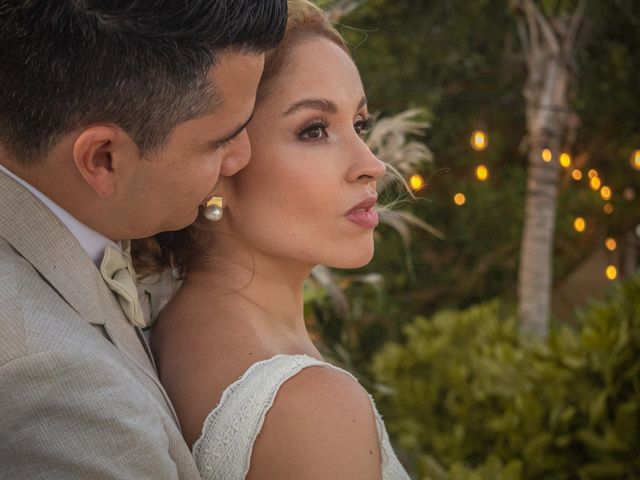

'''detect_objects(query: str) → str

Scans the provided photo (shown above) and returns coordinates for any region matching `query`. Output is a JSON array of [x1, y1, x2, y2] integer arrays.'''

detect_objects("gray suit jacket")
[[0, 171, 201, 479]]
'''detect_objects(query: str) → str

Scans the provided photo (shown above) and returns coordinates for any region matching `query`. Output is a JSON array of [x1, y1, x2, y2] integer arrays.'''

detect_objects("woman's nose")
[[346, 138, 386, 183]]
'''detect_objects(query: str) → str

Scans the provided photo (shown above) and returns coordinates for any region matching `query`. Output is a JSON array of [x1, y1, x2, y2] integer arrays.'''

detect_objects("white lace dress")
[[192, 354, 411, 480]]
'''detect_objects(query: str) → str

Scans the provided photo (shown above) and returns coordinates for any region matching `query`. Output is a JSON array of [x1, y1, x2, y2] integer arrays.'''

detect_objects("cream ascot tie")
[[100, 242, 147, 328]]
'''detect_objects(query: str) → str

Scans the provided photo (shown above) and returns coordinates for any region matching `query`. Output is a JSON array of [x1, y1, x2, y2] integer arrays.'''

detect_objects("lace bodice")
[[192, 354, 411, 480]]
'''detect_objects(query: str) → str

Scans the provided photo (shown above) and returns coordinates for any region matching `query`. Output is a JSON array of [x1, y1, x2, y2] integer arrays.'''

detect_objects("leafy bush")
[[372, 276, 640, 479]]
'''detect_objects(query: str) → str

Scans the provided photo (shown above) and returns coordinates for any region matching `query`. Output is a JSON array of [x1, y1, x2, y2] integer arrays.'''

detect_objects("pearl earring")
[[203, 196, 224, 221]]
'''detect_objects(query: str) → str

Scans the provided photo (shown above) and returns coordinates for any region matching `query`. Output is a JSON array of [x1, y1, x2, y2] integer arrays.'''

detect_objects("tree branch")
[[565, 0, 586, 52], [516, 17, 531, 57], [532, 7, 561, 54]]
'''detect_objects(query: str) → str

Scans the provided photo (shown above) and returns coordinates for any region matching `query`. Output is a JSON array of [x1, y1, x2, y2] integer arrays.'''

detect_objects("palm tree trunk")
[[515, 0, 585, 337], [621, 231, 638, 279], [518, 58, 567, 337]]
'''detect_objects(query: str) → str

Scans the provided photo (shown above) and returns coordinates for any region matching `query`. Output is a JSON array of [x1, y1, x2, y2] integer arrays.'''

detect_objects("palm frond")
[[378, 209, 445, 246], [366, 109, 433, 191]]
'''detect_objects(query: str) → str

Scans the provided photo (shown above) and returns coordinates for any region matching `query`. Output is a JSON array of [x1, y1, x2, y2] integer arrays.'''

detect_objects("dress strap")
[[192, 354, 345, 480]]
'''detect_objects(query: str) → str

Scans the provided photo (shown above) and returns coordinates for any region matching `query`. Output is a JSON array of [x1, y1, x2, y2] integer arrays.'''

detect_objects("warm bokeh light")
[[559, 152, 572, 168], [571, 169, 583, 181], [600, 186, 612, 201], [623, 188, 636, 201], [454, 193, 466, 206], [606, 265, 618, 280], [574, 217, 586, 233], [604, 203, 614, 215], [475, 164, 489, 181], [631, 149, 640, 171], [542, 149, 552, 162], [588, 169, 599, 179], [605, 238, 617, 251], [409, 174, 425, 191], [470, 130, 488, 151], [590, 176, 602, 191]]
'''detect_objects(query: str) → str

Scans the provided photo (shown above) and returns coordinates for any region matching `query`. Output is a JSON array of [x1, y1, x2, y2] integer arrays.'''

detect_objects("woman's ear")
[[72, 125, 137, 198]]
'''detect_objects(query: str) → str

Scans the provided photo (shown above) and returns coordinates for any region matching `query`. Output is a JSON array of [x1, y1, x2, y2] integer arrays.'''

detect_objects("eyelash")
[[298, 119, 329, 140], [297, 115, 375, 141], [355, 116, 375, 137]]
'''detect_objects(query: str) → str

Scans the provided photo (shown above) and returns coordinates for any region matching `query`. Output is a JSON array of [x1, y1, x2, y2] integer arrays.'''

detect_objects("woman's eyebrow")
[[283, 95, 368, 117], [283, 98, 336, 116]]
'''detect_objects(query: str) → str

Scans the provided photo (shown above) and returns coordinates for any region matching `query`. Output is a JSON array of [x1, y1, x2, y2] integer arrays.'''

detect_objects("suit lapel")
[[0, 171, 180, 425], [98, 283, 181, 425]]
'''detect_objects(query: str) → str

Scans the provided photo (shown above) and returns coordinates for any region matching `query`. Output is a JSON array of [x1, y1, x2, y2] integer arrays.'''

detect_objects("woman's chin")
[[326, 248, 375, 269]]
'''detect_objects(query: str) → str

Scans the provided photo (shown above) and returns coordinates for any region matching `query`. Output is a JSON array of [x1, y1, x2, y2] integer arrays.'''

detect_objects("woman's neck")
[[182, 238, 314, 340]]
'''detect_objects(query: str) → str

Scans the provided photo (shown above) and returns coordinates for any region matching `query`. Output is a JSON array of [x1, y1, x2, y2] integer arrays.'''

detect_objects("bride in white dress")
[[143, 1, 411, 478]]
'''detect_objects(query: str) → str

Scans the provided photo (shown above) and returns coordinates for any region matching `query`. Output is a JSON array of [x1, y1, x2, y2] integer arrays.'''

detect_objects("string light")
[[606, 265, 618, 280], [453, 130, 638, 242], [409, 174, 425, 191], [631, 149, 640, 171], [454, 193, 466, 206], [476, 165, 489, 181], [470, 130, 488, 151], [605, 238, 617, 251]]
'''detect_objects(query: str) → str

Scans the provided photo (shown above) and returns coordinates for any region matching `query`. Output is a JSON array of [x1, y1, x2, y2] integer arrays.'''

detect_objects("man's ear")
[[72, 125, 135, 198], [219, 130, 251, 178]]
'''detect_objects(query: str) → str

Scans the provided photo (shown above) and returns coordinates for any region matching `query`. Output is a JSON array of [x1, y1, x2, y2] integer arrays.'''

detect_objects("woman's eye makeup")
[[354, 115, 375, 137], [297, 119, 329, 140], [295, 114, 374, 141]]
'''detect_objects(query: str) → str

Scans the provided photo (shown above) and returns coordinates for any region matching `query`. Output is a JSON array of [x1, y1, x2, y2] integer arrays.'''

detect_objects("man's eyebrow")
[[283, 95, 368, 117], [211, 113, 254, 146]]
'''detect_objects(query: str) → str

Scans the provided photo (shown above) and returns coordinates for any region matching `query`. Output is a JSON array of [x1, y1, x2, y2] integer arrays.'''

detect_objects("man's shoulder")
[[0, 235, 109, 366]]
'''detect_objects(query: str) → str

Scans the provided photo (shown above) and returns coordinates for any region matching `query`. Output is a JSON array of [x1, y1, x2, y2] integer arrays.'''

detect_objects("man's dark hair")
[[0, 0, 287, 164]]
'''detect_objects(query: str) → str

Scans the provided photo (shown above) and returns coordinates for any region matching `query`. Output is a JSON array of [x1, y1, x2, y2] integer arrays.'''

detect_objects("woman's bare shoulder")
[[246, 364, 382, 480]]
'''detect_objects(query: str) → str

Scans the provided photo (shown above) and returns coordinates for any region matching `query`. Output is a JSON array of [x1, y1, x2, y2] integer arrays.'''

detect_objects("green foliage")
[[372, 275, 640, 479], [305, 268, 400, 380]]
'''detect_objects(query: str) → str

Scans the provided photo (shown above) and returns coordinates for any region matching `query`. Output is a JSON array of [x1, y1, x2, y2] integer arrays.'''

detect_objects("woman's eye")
[[298, 121, 329, 140], [354, 116, 374, 137]]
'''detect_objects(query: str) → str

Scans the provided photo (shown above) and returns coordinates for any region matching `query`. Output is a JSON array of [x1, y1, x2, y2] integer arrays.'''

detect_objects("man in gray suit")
[[0, 1, 286, 478]]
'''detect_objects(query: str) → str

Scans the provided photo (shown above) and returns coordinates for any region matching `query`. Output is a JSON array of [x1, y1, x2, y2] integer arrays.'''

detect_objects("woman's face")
[[225, 37, 386, 270]]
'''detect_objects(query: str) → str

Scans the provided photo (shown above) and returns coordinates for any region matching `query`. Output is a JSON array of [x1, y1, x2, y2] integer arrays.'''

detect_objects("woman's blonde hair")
[[257, 0, 349, 102], [133, 0, 351, 278]]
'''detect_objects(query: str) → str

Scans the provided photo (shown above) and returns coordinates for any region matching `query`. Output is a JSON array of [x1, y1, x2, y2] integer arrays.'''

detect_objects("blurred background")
[[305, 1, 640, 478]]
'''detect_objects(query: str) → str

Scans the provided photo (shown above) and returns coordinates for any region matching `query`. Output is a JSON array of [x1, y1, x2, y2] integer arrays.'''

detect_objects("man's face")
[[119, 51, 264, 239]]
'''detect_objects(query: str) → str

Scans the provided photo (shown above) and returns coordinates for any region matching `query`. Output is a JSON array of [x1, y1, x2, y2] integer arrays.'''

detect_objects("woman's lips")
[[346, 196, 379, 228], [346, 207, 379, 228]]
